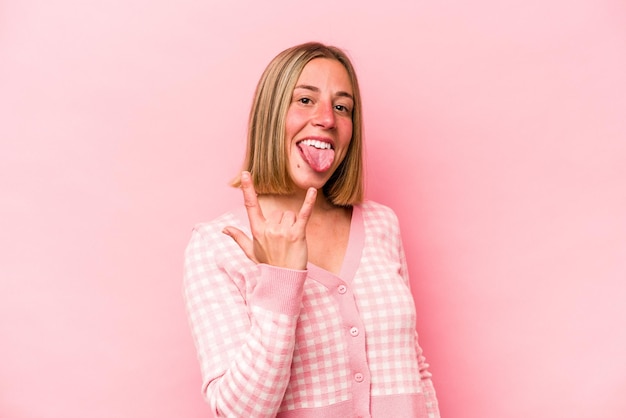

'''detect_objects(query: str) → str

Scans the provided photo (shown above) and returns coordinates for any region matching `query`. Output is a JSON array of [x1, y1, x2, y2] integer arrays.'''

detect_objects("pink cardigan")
[[184, 201, 439, 417]]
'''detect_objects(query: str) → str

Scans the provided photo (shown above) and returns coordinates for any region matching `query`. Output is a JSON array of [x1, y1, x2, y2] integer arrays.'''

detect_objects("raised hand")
[[222, 171, 317, 270]]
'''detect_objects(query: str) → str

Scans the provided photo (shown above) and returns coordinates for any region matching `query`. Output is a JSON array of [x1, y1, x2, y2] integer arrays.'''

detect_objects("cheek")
[[285, 108, 307, 136], [284, 109, 295, 138], [340, 119, 353, 143]]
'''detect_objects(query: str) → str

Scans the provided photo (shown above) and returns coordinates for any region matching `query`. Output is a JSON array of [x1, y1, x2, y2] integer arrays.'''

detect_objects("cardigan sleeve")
[[415, 338, 440, 416], [183, 225, 306, 417], [394, 212, 441, 417]]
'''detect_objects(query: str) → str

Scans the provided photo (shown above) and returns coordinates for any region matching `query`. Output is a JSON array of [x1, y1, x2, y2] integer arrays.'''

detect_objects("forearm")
[[205, 304, 300, 417]]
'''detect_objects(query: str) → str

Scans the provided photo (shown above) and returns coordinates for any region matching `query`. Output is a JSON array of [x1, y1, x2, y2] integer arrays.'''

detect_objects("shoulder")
[[357, 199, 401, 228], [191, 209, 246, 239], [185, 208, 248, 256], [355, 200, 405, 258], [355, 200, 404, 244]]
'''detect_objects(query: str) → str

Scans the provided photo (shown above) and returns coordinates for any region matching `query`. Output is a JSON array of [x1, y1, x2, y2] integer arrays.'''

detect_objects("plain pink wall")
[[2, 1, 625, 417]]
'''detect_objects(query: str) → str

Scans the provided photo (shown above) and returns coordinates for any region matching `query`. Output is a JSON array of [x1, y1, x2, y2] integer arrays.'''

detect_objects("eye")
[[334, 104, 352, 114], [298, 97, 312, 105]]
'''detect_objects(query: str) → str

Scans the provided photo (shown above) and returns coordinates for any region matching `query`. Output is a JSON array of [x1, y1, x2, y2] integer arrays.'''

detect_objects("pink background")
[[2, 1, 625, 417]]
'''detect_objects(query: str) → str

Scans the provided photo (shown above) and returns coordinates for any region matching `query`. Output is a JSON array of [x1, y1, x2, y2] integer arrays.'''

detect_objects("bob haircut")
[[231, 42, 364, 206]]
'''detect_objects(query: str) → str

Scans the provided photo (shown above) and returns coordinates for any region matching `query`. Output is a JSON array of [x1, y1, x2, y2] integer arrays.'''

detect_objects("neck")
[[259, 189, 339, 215]]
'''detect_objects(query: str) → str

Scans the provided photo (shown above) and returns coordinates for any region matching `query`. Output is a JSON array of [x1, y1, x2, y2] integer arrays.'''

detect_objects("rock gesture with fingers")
[[222, 171, 317, 271]]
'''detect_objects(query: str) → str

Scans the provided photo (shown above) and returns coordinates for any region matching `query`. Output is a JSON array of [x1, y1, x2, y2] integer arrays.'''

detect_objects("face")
[[284, 58, 354, 192]]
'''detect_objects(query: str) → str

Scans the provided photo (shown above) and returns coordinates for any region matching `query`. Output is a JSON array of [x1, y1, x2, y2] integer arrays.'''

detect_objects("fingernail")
[[241, 171, 250, 181], [222, 228, 231, 237]]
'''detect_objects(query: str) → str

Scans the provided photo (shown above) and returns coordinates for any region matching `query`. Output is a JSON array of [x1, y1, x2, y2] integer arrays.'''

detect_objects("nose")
[[312, 101, 336, 129]]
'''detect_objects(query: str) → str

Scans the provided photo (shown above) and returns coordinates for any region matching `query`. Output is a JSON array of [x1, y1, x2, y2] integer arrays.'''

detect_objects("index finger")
[[240, 171, 265, 225], [295, 187, 317, 228]]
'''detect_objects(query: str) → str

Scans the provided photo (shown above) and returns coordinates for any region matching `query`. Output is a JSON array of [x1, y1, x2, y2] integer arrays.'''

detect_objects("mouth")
[[297, 138, 334, 150], [296, 138, 336, 173]]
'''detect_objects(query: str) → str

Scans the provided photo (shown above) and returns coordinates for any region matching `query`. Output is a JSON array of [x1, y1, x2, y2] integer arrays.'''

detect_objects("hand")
[[222, 171, 317, 270]]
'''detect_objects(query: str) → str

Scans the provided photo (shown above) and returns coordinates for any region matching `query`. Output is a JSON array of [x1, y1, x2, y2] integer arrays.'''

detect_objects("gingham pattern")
[[184, 201, 439, 417], [354, 204, 439, 417], [355, 204, 423, 395], [184, 213, 301, 417], [280, 279, 352, 410]]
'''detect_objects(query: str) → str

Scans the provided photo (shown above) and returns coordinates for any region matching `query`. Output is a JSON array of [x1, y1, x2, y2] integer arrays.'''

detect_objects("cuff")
[[250, 264, 308, 315]]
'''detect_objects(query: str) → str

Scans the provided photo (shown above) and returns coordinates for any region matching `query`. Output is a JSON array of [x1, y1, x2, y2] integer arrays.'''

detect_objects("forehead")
[[296, 58, 353, 93]]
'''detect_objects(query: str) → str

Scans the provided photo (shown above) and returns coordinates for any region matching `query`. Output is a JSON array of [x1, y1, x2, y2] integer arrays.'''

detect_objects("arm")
[[414, 333, 440, 416], [184, 226, 306, 417], [185, 172, 316, 417], [393, 212, 440, 416]]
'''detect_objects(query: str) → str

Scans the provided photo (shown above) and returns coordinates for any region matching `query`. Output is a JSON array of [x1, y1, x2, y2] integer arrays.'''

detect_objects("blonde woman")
[[184, 42, 439, 417]]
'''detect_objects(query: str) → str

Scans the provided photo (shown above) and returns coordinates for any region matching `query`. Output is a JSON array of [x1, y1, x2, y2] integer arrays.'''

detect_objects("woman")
[[184, 42, 439, 417]]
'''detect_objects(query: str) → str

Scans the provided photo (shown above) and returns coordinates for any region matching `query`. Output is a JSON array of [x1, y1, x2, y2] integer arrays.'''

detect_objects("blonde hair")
[[231, 42, 364, 206]]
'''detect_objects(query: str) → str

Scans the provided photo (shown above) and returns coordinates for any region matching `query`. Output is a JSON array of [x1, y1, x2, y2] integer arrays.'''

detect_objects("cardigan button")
[[354, 372, 364, 382], [337, 285, 347, 294], [350, 327, 359, 337]]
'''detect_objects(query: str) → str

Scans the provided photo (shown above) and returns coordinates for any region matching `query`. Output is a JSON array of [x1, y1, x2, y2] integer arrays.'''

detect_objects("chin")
[[290, 170, 333, 191]]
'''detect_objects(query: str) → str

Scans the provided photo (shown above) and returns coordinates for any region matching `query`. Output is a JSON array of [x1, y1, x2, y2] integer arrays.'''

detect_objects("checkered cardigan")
[[184, 200, 439, 417]]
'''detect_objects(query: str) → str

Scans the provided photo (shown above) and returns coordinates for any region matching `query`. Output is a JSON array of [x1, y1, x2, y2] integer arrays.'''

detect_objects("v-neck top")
[[306, 203, 363, 285], [184, 200, 439, 417]]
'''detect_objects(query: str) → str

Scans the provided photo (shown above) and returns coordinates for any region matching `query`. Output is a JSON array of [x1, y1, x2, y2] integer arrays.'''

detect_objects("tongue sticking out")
[[299, 144, 335, 172]]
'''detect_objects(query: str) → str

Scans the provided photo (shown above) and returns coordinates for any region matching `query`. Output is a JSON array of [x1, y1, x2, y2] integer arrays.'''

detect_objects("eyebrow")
[[294, 84, 354, 101]]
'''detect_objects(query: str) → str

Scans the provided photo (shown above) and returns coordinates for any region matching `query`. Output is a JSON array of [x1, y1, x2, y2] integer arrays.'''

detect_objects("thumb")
[[222, 226, 257, 263]]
